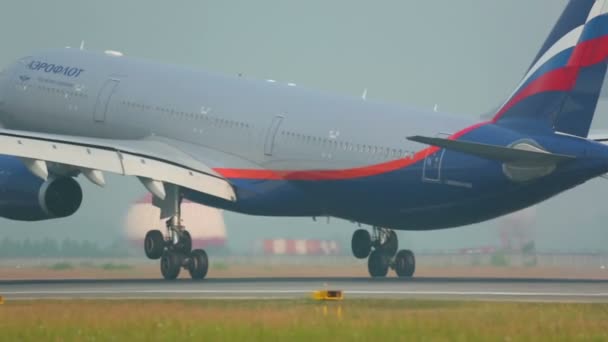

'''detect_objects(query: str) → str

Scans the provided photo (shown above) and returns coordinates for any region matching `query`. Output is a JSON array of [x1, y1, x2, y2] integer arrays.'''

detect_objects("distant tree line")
[[0, 238, 131, 258]]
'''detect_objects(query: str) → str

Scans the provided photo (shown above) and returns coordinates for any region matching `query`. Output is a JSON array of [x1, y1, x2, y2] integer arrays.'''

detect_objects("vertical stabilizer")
[[493, 0, 608, 137]]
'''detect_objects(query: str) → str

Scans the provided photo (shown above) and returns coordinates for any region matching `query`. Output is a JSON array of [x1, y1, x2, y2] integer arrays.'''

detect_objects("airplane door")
[[93, 79, 119, 123], [422, 133, 449, 182], [264, 115, 284, 156]]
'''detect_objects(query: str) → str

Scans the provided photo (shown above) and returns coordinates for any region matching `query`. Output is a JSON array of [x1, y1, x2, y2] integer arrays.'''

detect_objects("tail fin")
[[493, 0, 608, 137]]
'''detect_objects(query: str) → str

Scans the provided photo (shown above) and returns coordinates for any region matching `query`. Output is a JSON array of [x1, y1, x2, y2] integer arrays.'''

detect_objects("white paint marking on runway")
[[2, 289, 608, 298], [346, 290, 608, 297]]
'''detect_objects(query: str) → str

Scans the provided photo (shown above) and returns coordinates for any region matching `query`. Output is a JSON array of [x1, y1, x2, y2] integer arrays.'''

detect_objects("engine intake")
[[38, 177, 83, 218]]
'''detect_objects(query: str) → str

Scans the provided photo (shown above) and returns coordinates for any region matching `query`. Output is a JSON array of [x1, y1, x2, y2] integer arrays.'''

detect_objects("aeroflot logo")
[[27, 60, 84, 78]]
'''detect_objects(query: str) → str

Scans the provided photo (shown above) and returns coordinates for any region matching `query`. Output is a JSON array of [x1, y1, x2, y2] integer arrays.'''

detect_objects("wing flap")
[[1, 134, 124, 173], [407, 135, 575, 164], [0, 129, 236, 202], [118, 150, 233, 201]]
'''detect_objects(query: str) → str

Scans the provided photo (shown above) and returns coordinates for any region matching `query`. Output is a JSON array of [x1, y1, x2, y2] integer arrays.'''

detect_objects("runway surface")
[[1, 277, 608, 302]]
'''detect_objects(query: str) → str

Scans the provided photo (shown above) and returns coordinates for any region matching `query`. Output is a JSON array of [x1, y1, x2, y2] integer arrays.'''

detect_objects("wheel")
[[352, 229, 372, 259], [188, 249, 209, 280], [160, 251, 183, 280], [178, 230, 192, 254], [368, 249, 389, 278], [394, 249, 416, 278], [379, 230, 398, 257], [144, 230, 165, 260]]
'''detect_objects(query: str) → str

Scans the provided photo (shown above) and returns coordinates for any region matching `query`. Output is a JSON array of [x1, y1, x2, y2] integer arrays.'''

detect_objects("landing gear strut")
[[143, 187, 209, 280], [351, 226, 416, 278]]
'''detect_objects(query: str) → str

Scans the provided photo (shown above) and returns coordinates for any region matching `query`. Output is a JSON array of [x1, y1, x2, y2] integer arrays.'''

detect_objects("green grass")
[[490, 251, 510, 267], [43, 262, 134, 271], [211, 261, 229, 270], [0, 299, 606, 341], [46, 262, 73, 270], [78, 261, 96, 268], [98, 263, 133, 271]]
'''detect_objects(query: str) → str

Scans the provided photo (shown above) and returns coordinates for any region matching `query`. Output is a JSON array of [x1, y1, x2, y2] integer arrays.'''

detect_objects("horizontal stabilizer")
[[407, 136, 575, 164], [588, 129, 608, 143]]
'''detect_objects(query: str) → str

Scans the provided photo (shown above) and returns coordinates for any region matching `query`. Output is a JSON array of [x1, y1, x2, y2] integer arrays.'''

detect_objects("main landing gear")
[[351, 227, 415, 278], [143, 188, 208, 280]]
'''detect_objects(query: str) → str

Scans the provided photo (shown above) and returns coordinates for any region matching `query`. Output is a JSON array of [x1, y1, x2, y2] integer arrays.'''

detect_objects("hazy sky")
[[2, 0, 607, 252]]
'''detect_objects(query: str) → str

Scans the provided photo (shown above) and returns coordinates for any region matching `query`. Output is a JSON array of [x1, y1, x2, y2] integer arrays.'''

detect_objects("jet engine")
[[0, 156, 82, 221]]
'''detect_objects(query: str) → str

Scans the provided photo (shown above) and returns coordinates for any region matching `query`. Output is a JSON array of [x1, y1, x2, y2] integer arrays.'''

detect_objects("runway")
[[1, 277, 607, 302]]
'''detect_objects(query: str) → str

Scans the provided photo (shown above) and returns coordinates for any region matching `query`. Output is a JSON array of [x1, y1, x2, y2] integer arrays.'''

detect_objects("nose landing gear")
[[351, 226, 416, 278]]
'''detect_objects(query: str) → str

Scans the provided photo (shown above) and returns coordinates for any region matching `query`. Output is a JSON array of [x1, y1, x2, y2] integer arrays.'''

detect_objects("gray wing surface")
[[0, 128, 236, 202]]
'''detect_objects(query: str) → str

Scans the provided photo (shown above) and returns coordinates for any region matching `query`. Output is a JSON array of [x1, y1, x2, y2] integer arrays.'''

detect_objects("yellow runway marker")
[[313, 290, 344, 319], [311, 290, 343, 301]]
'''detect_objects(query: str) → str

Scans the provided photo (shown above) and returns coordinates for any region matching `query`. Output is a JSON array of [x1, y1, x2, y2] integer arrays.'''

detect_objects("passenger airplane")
[[0, 0, 607, 280]]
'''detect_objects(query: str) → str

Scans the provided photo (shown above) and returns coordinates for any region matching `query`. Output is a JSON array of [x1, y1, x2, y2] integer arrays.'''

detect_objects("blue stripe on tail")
[[554, 62, 608, 136], [494, 0, 608, 138], [528, 0, 595, 71]]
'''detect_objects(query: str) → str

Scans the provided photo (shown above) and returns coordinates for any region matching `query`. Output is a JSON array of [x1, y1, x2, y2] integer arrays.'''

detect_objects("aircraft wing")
[[407, 135, 576, 164], [0, 128, 236, 202]]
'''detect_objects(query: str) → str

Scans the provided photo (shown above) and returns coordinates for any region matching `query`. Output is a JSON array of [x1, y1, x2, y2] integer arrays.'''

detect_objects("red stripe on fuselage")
[[213, 168, 285, 180], [214, 147, 438, 181], [213, 122, 490, 181], [449, 121, 490, 140]]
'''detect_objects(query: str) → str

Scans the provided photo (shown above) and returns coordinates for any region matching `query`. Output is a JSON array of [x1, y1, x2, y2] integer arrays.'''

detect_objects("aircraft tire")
[[368, 249, 389, 278], [144, 230, 165, 260], [178, 230, 193, 254], [352, 229, 372, 259], [188, 249, 209, 280], [160, 251, 183, 280], [394, 249, 416, 278]]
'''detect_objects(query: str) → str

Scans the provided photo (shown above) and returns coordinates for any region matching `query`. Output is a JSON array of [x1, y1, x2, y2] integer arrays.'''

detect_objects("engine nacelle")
[[0, 156, 82, 221], [502, 140, 557, 182]]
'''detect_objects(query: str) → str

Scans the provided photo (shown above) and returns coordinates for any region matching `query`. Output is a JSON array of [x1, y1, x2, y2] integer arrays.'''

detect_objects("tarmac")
[[1, 277, 607, 302]]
